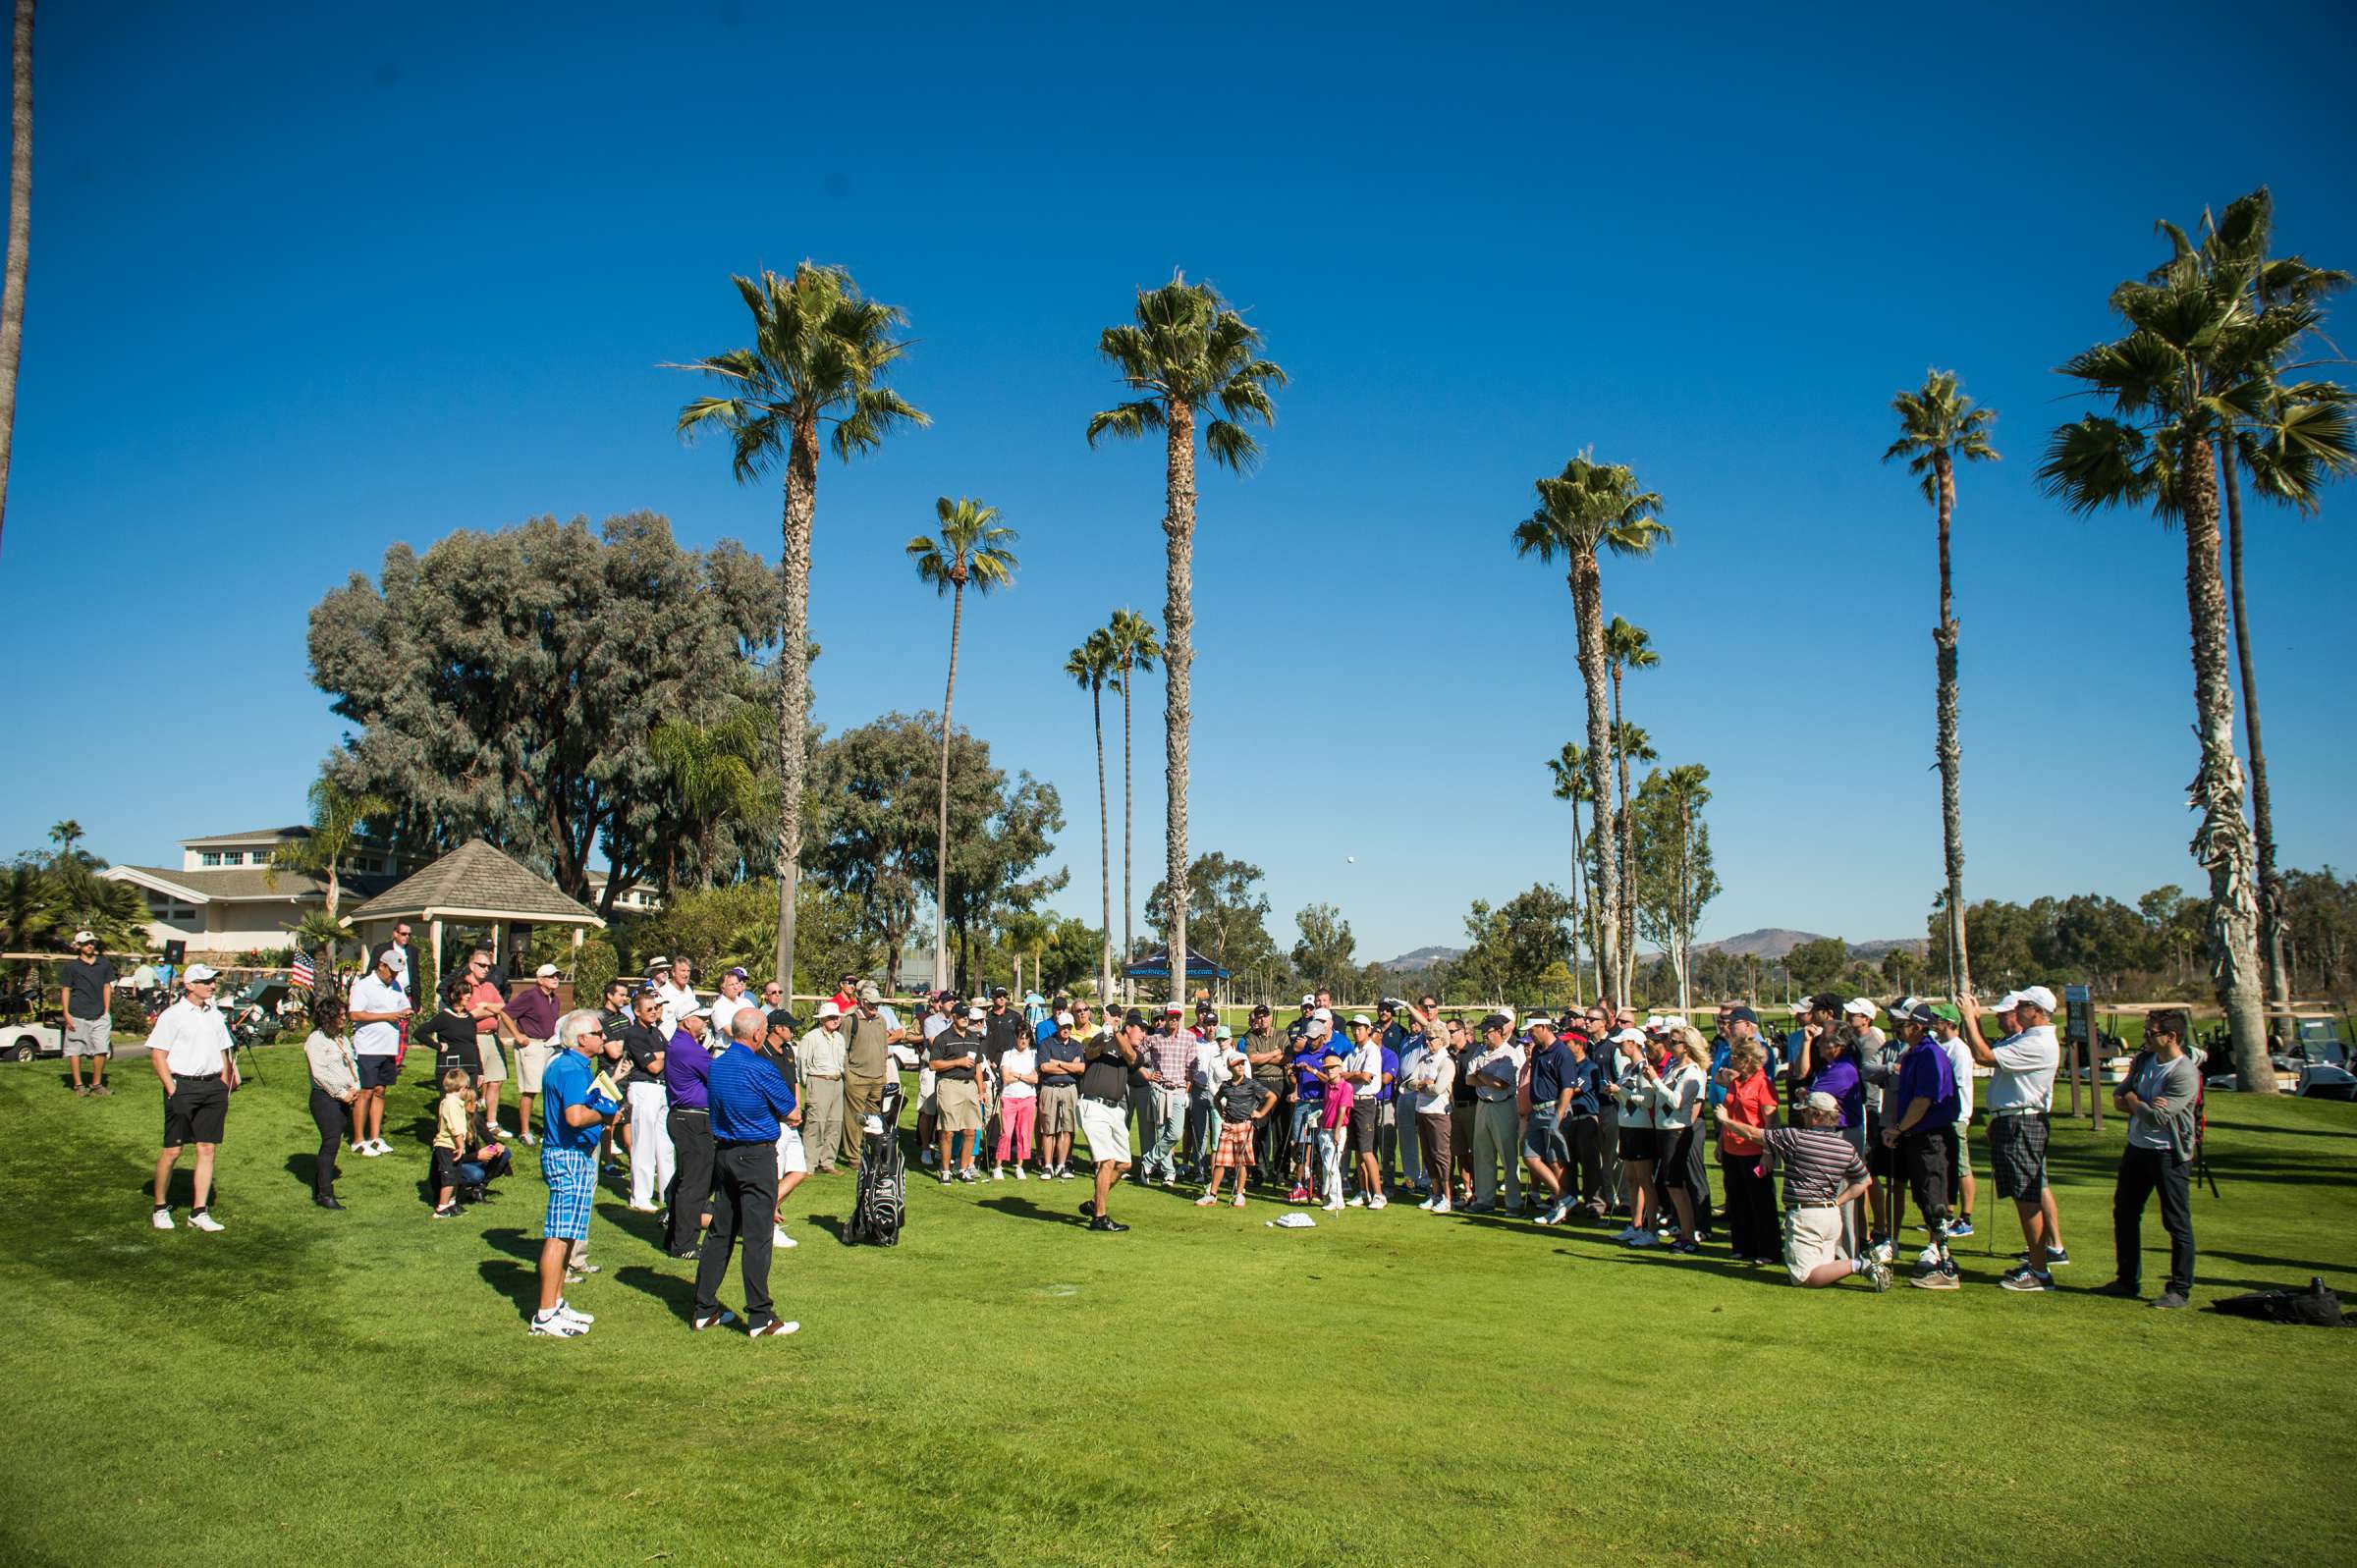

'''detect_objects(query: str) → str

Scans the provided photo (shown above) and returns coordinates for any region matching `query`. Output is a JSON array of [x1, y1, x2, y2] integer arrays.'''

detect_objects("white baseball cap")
[[1348, 1012, 1373, 1027], [1611, 1027, 1647, 1045], [966, 1004, 986, 1020], [535, 963, 560, 978], [1841, 998, 1875, 1018], [1215, 1025, 1233, 1041], [1054, 1010, 1074, 1027], [1993, 991, 2022, 1011], [815, 1000, 844, 1020], [1658, 1014, 1687, 1031], [2014, 985, 2058, 1013], [186, 963, 220, 982], [1300, 993, 1316, 1006], [72, 929, 97, 946]]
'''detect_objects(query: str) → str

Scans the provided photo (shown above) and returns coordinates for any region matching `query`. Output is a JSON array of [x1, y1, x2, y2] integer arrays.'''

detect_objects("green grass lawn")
[[4, 1047, 2354, 1568]]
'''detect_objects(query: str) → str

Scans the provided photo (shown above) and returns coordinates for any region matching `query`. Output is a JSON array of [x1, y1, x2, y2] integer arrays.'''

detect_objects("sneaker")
[[1866, 1262, 1893, 1292], [1612, 1225, 1642, 1242], [2015, 1245, 2072, 1268], [1669, 1239, 1700, 1256], [1194, 1195, 1217, 1207], [1056, 1166, 1074, 1180], [1347, 1194, 1367, 1208], [992, 1166, 1005, 1181], [1416, 1195, 1437, 1211], [919, 1149, 936, 1166], [1014, 1166, 1027, 1181], [1911, 1265, 1961, 1290], [959, 1168, 977, 1183], [1947, 1217, 1975, 1238], [1322, 1200, 1343, 1213], [1160, 1174, 1173, 1188], [564, 1270, 588, 1284], [628, 1201, 660, 1213], [432, 1204, 461, 1219], [521, 1131, 538, 1146], [189, 1210, 225, 1233], [1463, 1202, 1494, 1216], [1088, 1215, 1128, 1233], [554, 1299, 594, 1325], [359, 1143, 384, 1159], [938, 1173, 953, 1186], [1368, 1196, 1388, 1211], [92, 1083, 113, 1097], [2150, 1290, 2189, 1310], [151, 1207, 174, 1230], [772, 1225, 798, 1249], [748, 1318, 800, 1337], [372, 1138, 394, 1156], [2093, 1278, 2142, 1299], [1547, 1200, 1571, 1225], [529, 1311, 588, 1337], [1232, 1194, 1246, 1209], [691, 1308, 738, 1332], [1288, 1186, 1310, 1204], [1869, 1239, 1894, 1265], [1623, 1230, 1657, 1248], [73, 1084, 90, 1097]]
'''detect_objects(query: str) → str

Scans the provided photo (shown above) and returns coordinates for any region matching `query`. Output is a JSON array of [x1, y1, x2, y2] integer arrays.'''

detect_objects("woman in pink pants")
[[994, 1039, 1039, 1178]]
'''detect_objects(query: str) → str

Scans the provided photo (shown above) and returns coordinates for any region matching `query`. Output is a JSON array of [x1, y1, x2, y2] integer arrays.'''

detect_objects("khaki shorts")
[[1078, 1097, 1130, 1164], [518, 1042, 556, 1095], [1782, 1206, 1845, 1284], [1037, 1084, 1078, 1135], [936, 1077, 983, 1132], [474, 1038, 507, 1083], [65, 1014, 112, 1057]]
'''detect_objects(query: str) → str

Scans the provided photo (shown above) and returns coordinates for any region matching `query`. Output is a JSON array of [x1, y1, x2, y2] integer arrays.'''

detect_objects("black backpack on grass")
[[2208, 1277, 2348, 1326]]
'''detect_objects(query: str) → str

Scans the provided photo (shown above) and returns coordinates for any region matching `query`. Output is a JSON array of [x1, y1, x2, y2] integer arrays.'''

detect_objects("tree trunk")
[[2220, 442, 2289, 1017], [933, 573, 962, 993], [2180, 435, 2270, 1089], [1569, 792, 1588, 1005], [1610, 663, 1635, 1000], [1932, 449, 1972, 999], [1571, 562, 1623, 1004], [1093, 682, 1113, 1001], [1163, 402, 1196, 1013], [1120, 650, 1134, 1003], [0, 0, 27, 562], [773, 413, 820, 993], [1675, 795, 1692, 1014]]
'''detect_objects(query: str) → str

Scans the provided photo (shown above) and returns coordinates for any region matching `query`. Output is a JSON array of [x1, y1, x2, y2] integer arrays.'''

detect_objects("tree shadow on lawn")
[[2203, 1117, 2357, 1141], [617, 1264, 698, 1325], [977, 1195, 1093, 1227]]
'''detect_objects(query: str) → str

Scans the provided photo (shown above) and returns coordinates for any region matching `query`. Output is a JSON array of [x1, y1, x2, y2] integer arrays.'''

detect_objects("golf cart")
[[2276, 1011, 2356, 1102], [226, 977, 299, 1049], [3, 1018, 62, 1063]]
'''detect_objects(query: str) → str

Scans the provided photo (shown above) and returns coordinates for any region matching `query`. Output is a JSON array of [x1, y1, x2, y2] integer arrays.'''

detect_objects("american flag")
[[290, 951, 315, 988]]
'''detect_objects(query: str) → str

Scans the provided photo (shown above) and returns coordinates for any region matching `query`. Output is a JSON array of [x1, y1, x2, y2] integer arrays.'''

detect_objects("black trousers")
[[1899, 1125, 1952, 1232], [307, 1084, 348, 1199], [2113, 1145, 2196, 1294], [1564, 1114, 1603, 1205], [1722, 1147, 1779, 1261], [1257, 1092, 1292, 1183], [665, 1108, 715, 1255], [695, 1140, 781, 1324]]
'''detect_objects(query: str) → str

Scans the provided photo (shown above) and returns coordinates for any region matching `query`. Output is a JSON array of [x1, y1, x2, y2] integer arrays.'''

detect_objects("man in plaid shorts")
[[532, 1009, 622, 1338]]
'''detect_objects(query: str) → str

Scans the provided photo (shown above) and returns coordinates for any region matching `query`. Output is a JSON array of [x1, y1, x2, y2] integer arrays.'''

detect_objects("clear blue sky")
[[6, 1, 2354, 963]]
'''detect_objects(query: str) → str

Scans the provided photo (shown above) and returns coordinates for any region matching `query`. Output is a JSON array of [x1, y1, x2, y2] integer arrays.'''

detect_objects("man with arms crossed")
[[795, 1000, 850, 1172], [507, 964, 564, 1149], [1034, 1010, 1084, 1178], [62, 930, 115, 1097]]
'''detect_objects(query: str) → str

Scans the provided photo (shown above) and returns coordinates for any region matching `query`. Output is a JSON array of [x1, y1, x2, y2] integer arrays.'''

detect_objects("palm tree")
[[2160, 189, 2353, 1016], [1659, 762, 1712, 1013], [1612, 719, 1657, 998], [46, 818, 81, 861], [674, 263, 927, 992], [1065, 628, 1121, 1002], [1604, 618, 1658, 999], [2037, 217, 2297, 1089], [1104, 607, 1160, 1000], [1511, 453, 1670, 1006], [1546, 741, 1595, 1000], [0, 0, 30, 564], [268, 778, 393, 972], [1087, 274, 1285, 1009], [649, 708, 776, 891], [906, 497, 1019, 991], [1885, 368, 2001, 999]]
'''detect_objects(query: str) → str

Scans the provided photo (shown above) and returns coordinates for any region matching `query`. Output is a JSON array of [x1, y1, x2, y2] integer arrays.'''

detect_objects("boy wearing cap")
[[795, 1000, 850, 1172], [62, 931, 115, 1096], [1960, 986, 2070, 1287], [1719, 1090, 1891, 1290]]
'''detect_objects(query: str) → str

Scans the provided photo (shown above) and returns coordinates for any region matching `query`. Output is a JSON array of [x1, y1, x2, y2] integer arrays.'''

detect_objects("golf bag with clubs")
[[847, 1077, 906, 1246]]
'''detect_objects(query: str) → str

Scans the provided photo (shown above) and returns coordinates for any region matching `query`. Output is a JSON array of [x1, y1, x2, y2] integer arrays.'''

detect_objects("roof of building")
[[344, 839, 604, 928], [106, 863, 394, 904], [180, 827, 312, 847]]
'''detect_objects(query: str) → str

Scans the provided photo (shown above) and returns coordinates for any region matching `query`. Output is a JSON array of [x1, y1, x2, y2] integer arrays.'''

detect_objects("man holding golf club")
[[1959, 986, 2069, 1290]]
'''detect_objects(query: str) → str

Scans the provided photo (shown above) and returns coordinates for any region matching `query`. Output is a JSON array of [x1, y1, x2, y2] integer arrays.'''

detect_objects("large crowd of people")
[[120, 944, 2211, 1336]]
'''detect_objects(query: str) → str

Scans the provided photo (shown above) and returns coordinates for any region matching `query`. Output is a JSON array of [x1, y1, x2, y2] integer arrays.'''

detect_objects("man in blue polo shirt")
[[533, 1009, 623, 1337], [1882, 1000, 1961, 1290], [694, 1008, 802, 1338], [1522, 1017, 1579, 1225], [1285, 1011, 1341, 1203]]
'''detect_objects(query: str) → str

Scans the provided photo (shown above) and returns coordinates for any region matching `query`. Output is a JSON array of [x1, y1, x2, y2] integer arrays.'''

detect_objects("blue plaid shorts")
[[541, 1145, 597, 1240]]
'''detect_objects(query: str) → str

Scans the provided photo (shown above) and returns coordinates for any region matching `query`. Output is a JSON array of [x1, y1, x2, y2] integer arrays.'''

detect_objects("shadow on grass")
[[977, 1195, 1092, 1227], [475, 1258, 538, 1322], [281, 1153, 337, 1195], [482, 1226, 541, 1264], [2204, 1117, 2357, 1141], [806, 1213, 851, 1244], [617, 1264, 698, 1325], [597, 1200, 667, 1249]]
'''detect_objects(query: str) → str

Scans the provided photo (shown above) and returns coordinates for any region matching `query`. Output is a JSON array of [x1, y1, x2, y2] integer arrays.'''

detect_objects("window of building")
[[200, 851, 223, 866]]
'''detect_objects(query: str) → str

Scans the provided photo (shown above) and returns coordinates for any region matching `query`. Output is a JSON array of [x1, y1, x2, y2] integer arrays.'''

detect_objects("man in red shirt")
[[462, 947, 520, 1137]]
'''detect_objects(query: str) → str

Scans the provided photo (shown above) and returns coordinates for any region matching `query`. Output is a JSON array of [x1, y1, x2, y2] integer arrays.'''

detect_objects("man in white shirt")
[[346, 948, 413, 1157], [708, 966, 755, 1043], [656, 956, 699, 1039], [1961, 985, 2070, 1286], [148, 963, 240, 1231], [1463, 1013, 1525, 1215]]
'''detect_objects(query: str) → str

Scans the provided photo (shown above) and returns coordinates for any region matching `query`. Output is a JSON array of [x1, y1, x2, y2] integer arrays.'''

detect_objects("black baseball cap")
[[992, 986, 1010, 1000], [1123, 1009, 1148, 1030], [1250, 1003, 1271, 1017], [1727, 1005, 1759, 1026]]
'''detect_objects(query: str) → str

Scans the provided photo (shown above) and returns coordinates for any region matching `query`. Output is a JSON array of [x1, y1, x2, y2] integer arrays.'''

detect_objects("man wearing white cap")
[[508, 964, 566, 1148], [1960, 985, 2071, 1288], [61, 930, 115, 1097], [346, 946, 413, 1157], [795, 1000, 850, 1172], [147, 964, 239, 1231], [1035, 1010, 1084, 1177]]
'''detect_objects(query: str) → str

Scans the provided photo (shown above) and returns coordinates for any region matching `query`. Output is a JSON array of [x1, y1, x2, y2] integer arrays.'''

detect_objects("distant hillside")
[[1693, 928, 1822, 960], [1375, 945, 1463, 972]]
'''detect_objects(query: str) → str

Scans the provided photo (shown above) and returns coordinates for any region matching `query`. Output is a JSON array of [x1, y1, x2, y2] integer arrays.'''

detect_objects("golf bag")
[[847, 1078, 906, 1246], [2209, 1277, 2348, 1327]]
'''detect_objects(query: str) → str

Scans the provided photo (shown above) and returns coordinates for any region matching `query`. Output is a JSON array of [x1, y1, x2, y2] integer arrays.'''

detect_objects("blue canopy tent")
[[1124, 946, 1231, 982]]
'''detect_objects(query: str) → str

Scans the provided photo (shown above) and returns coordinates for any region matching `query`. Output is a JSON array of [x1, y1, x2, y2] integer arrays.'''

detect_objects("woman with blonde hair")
[[1642, 1028, 1711, 1253], [1717, 1032, 1781, 1264]]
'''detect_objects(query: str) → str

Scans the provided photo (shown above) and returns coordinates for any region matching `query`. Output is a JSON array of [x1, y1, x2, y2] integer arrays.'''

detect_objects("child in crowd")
[[1318, 1056, 1356, 1212], [431, 1066, 509, 1218], [995, 1034, 1039, 1179]]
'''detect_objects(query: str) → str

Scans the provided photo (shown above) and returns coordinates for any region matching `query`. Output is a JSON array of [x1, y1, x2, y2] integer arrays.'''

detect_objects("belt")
[[174, 1071, 222, 1082], [1789, 1202, 1840, 1212], [1989, 1108, 2049, 1118], [1081, 1093, 1124, 1108], [673, 1107, 708, 1116]]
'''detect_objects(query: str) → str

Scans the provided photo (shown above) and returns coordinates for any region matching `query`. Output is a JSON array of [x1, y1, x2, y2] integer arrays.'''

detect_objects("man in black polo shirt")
[[930, 1006, 985, 1183], [62, 931, 116, 1097], [1077, 1010, 1144, 1231], [617, 987, 673, 1214]]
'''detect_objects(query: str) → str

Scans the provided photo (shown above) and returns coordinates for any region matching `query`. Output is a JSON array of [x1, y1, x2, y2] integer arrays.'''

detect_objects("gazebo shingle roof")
[[344, 839, 604, 928]]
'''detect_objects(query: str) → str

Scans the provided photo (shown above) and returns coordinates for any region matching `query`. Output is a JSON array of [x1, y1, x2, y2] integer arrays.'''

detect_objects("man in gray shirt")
[[2096, 1008, 2201, 1310]]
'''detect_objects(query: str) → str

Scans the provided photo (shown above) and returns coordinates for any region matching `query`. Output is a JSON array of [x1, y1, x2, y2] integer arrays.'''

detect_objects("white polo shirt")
[[1987, 1024, 2059, 1114], [656, 981, 699, 1039], [147, 997, 232, 1076], [709, 988, 753, 1042], [348, 972, 409, 1057]]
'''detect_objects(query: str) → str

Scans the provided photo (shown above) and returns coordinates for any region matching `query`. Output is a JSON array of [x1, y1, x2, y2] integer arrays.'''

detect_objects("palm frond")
[[1086, 400, 1163, 446]]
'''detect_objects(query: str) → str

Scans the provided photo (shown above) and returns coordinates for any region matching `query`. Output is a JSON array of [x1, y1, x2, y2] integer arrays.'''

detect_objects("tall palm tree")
[[1511, 453, 1670, 1006], [2160, 189, 2353, 1015], [1065, 628, 1120, 1001], [1604, 618, 1658, 998], [907, 496, 1019, 991], [2037, 217, 2300, 1089], [0, 0, 30, 564], [649, 708, 776, 891], [674, 263, 926, 992], [1087, 274, 1285, 1009], [1885, 368, 2001, 999], [1104, 607, 1160, 1000], [1547, 740, 1596, 1002], [1660, 762, 1713, 1013], [268, 778, 392, 972], [1612, 719, 1657, 998]]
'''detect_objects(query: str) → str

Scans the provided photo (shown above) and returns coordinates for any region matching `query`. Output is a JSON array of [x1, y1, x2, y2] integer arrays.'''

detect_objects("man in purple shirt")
[[1882, 1000, 1961, 1290], [508, 965, 564, 1149], [663, 1008, 719, 1259]]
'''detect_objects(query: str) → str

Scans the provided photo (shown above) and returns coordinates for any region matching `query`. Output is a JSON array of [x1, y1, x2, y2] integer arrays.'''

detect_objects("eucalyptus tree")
[[907, 497, 1018, 990], [2037, 214, 2304, 1088], [1511, 454, 1670, 1005], [1087, 274, 1285, 1007], [1105, 607, 1160, 997], [1065, 628, 1121, 1002], [674, 262, 926, 989], [1885, 368, 2001, 997]]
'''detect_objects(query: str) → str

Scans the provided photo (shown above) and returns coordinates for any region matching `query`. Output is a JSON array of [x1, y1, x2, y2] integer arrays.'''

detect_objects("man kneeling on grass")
[[1718, 1091, 1891, 1291]]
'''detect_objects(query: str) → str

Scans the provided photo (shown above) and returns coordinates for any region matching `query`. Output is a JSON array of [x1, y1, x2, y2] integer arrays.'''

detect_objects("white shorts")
[[775, 1125, 808, 1178], [474, 1039, 507, 1082], [1078, 1098, 1131, 1165], [1783, 1207, 1845, 1284]]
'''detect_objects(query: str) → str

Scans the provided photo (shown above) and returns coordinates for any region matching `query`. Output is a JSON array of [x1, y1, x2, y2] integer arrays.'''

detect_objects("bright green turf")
[[3, 1047, 2353, 1568]]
